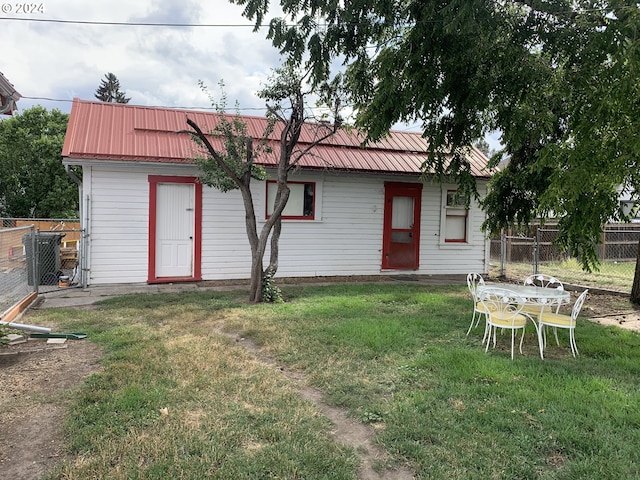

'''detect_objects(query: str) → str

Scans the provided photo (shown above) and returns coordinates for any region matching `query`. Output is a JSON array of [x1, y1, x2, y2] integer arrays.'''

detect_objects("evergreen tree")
[[94, 72, 130, 103]]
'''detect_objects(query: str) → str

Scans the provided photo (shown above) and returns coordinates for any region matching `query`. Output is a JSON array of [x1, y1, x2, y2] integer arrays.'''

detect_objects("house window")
[[266, 181, 315, 220], [444, 190, 469, 242]]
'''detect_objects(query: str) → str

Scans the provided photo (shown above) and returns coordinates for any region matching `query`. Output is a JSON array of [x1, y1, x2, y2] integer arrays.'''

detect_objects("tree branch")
[[186, 117, 245, 188]]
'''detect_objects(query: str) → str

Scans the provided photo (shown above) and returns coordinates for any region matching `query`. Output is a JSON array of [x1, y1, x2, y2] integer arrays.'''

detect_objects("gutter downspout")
[[65, 164, 87, 288], [65, 164, 81, 188]]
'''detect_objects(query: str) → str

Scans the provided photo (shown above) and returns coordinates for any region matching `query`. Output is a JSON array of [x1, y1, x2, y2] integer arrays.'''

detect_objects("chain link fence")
[[0, 225, 35, 316], [490, 224, 639, 292], [1, 220, 85, 318]]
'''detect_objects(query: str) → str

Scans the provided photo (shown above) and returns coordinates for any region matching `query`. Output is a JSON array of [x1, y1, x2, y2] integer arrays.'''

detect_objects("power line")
[[0, 16, 264, 27], [19, 95, 274, 112], [0, 5, 630, 28], [18, 96, 362, 124]]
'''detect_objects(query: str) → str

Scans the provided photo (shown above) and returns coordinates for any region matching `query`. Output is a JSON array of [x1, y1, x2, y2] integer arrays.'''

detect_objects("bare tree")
[[187, 67, 343, 302]]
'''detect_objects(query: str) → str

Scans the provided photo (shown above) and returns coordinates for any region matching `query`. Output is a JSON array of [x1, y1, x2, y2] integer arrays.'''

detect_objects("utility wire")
[[0, 16, 264, 27], [0, 4, 631, 28], [19, 96, 270, 112]]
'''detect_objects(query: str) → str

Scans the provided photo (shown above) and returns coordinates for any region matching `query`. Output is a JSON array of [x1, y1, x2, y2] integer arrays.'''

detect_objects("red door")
[[382, 182, 422, 270]]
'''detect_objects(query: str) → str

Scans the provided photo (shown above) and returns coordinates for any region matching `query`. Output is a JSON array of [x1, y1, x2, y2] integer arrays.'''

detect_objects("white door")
[[156, 183, 194, 277]]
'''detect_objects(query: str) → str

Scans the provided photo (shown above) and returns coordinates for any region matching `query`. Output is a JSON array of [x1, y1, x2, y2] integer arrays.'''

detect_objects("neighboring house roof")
[[0, 71, 21, 115], [62, 98, 491, 178]]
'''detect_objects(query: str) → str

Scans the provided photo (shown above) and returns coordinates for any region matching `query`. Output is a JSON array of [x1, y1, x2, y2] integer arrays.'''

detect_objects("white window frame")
[[439, 187, 471, 246]]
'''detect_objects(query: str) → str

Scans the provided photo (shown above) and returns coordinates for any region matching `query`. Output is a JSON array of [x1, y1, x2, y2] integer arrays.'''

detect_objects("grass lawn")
[[491, 258, 636, 291], [36, 283, 640, 479]]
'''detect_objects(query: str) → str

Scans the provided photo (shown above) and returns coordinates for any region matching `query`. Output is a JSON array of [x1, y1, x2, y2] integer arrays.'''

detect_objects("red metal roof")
[[62, 99, 491, 178]]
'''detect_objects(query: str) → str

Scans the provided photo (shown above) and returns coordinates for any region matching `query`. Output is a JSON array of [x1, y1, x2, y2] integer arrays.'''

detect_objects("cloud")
[[0, 0, 281, 115], [0, 1, 502, 147]]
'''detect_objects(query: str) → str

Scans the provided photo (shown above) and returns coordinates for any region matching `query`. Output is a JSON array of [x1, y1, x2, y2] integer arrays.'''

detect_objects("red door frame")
[[148, 175, 202, 283], [382, 182, 423, 270]]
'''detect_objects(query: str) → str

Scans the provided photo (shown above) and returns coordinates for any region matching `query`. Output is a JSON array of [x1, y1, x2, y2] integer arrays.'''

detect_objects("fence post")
[[80, 228, 88, 289], [32, 229, 40, 293], [500, 229, 506, 277], [534, 228, 540, 275]]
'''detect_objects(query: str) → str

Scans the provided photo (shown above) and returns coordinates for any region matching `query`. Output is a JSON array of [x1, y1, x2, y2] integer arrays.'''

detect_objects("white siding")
[[264, 174, 488, 278], [84, 164, 489, 285], [200, 186, 253, 280], [421, 183, 489, 274], [85, 167, 149, 283], [266, 174, 384, 276]]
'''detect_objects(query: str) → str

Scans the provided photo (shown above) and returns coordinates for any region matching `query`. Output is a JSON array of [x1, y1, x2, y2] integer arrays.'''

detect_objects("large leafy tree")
[[0, 106, 78, 218], [94, 72, 131, 103], [188, 67, 343, 302], [232, 0, 640, 302]]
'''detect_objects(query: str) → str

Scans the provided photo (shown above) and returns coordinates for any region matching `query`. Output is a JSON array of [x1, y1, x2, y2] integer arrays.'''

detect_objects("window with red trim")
[[266, 181, 315, 220]]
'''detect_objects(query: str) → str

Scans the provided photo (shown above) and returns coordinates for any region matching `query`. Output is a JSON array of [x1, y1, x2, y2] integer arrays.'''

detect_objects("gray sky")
[[1, 0, 283, 115], [0, 0, 501, 148]]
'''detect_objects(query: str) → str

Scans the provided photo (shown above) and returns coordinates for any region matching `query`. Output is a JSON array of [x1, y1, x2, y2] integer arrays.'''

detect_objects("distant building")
[[0, 72, 21, 115]]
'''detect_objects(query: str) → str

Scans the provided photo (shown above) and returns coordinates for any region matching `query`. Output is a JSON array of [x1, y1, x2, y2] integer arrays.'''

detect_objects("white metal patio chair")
[[466, 272, 490, 338], [479, 287, 531, 360], [538, 289, 589, 357], [522, 274, 565, 318], [523, 274, 564, 290]]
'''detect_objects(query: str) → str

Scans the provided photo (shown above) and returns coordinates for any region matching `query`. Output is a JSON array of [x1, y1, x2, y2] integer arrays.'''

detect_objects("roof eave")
[[0, 72, 21, 102]]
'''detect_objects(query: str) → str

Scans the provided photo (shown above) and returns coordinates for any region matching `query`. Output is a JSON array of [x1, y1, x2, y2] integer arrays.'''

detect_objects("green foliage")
[[232, 0, 640, 285], [261, 267, 283, 303], [0, 106, 78, 218], [194, 81, 270, 193], [0, 324, 11, 346], [94, 72, 130, 103]]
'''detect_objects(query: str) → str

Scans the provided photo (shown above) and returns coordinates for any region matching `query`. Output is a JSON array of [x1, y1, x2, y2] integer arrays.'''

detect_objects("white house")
[[61, 99, 493, 286]]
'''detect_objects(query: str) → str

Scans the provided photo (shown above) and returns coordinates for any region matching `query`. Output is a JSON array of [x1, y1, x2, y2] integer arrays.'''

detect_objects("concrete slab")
[[36, 282, 249, 309]]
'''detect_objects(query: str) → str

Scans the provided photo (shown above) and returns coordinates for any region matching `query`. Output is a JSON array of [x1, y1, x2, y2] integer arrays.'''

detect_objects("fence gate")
[[0, 225, 36, 317], [1, 220, 87, 318]]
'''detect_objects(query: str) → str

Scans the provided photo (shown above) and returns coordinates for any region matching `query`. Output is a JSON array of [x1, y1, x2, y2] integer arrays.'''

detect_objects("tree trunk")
[[248, 243, 265, 303], [268, 217, 282, 274], [239, 180, 267, 303], [631, 237, 640, 305]]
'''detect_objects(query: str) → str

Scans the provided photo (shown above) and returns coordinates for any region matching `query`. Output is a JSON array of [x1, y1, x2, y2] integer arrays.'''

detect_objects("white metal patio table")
[[477, 283, 571, 359]]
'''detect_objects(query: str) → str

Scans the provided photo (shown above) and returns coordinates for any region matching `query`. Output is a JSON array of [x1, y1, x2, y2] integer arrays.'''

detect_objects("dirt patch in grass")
[[0, 336, 102, 480], [223, 329, 415, 480], [575, 290, 640, 331]]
